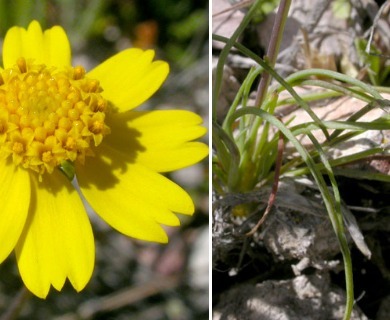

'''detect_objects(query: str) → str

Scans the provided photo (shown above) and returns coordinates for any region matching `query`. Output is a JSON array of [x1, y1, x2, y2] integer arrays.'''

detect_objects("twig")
[[77, 275, 181, 319], [255, 0, 291, 110], [0, 286, 30, 320], [366, 0, 390, 55], [212, 0, 254, 18]]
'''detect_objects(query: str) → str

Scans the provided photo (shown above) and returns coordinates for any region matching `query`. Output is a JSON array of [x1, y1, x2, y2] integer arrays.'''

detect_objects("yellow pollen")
[[73, 66, 86, 80], [0, 58, 110, 175], [90, 120, 104, 134], [65, 137, 76, 149], [42, 150, 53, 163], [12, 142, 24, 154], [85, 79, 100, 92]]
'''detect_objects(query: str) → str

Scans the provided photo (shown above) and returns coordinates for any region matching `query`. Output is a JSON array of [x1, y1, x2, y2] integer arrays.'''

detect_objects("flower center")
[[0, 58, 110, 175]]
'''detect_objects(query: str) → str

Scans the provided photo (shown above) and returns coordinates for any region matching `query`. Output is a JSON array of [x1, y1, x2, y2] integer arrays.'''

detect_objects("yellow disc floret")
[[0, 58, 110, 175]]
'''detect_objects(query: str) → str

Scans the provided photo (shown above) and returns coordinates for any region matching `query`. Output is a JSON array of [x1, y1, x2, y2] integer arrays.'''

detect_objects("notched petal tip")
[[15, 170, 94, 299], [108, 110, 208, 172], [87, 48, 169, 111], [2, 20, 71, 68], [76, 144, 195, 243]]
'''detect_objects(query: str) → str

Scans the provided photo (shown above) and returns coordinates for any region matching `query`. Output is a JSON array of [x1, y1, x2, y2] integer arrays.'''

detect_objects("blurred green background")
[[0, 1, 209, 319], [0, 0, 208, 68]]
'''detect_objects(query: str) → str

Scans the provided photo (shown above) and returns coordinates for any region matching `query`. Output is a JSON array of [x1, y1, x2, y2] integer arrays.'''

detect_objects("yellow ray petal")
[[77, 144, 194, 243], [0, 161, 30, 263], [87, 48, 169, 111], [42, 24, 71, 67], [3, 20, 71, 68], [106, 110, 208, 172], [15, 170, 94, 299]]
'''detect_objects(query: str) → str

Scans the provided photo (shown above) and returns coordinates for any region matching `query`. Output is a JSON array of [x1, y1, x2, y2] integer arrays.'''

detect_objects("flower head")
[[0, 21, 208, 298]]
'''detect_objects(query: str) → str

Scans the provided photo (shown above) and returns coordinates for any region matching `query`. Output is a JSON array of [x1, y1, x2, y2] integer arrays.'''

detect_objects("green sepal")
[[59, 160, 75, 181]]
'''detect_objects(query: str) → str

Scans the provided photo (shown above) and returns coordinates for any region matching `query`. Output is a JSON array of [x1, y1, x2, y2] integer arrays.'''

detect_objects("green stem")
[[307, 133, 353, 320], [228, 107, 354, 320], [213, 34, 330, 139]]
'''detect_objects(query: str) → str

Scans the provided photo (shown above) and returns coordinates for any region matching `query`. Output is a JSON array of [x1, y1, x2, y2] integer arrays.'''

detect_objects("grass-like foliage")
[[212, 1, 390, 319]]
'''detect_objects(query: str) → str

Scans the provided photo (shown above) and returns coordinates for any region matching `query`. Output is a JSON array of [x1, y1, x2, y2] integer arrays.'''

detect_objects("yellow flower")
[[0, 21, 208, 298]]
